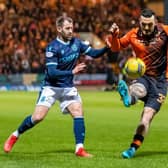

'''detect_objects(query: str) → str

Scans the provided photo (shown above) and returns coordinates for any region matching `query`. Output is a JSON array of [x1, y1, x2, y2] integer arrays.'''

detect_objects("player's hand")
[[72, 63, 86, 74], [109, 23, 119, 37]]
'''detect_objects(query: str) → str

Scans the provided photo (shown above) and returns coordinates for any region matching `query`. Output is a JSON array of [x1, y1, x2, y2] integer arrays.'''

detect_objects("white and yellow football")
[[123, 57, 146, 79]]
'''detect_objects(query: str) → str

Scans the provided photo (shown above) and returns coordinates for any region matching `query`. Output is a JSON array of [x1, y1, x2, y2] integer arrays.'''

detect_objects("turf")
[[0, 91, 168, 168]]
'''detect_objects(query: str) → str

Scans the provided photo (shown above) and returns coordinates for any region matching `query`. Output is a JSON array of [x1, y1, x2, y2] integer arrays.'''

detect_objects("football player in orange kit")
[[106, 8, 168, 158]]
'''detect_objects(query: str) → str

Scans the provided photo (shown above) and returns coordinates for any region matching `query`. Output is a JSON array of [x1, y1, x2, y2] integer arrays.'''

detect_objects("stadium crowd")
[[0, 0, 143, 75]]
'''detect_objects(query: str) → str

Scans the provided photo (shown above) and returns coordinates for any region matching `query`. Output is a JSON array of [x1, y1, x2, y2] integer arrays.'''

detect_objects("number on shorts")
[[157, 93, 166, 104]]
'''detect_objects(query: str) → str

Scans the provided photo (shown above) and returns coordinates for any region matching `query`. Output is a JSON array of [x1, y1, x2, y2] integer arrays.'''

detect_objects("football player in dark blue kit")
[[4, 16, 109, 157]]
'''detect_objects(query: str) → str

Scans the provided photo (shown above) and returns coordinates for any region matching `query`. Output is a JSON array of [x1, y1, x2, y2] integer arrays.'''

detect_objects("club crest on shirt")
[[46, 52, 53, 57], [71, 44, 77, 51]]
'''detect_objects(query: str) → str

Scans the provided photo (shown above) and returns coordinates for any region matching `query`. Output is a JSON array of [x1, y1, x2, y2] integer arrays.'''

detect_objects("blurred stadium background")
[[1, 1, 168, 168], [0, 0, 167, 91]]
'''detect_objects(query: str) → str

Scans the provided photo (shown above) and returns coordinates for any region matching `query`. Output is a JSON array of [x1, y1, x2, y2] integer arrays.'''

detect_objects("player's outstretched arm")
[[105, 23, 121, 52], [86, 46, 109, 58]]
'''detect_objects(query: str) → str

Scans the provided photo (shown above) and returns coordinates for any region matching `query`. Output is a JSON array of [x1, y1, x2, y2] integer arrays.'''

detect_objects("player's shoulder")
[[128, 28, 139, 34], [123, 28, 138, 38], [46, 39, 59, 51], [47, 39, 58, 47], [72, 37, 90, 46], [159, 23, 168, 35], [70, 37, 86, 47], [71, 37, 81, 43]]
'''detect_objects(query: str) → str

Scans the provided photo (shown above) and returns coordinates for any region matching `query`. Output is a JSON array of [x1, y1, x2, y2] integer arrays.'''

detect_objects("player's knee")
[[129, 83, 147, 98], [32, 106, 49, 123], [70, 108, 83, 117], [143, 107, 155, 121], [68, 103, 83, 117], [140, 119, 149, 128], [73, 111, 83, 117], [32, 114, 45, 123], [141, 107, 155, 126]]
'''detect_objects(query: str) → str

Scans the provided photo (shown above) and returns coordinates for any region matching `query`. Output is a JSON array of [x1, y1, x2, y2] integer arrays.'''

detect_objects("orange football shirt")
[[109, 24, 168, 78]]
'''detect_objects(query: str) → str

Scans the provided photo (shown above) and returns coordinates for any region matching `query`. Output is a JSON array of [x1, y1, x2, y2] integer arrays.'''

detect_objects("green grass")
[[0, 91, 168, 168]]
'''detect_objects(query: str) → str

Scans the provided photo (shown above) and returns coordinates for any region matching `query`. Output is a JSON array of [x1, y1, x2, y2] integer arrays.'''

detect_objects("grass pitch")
[[0, 91, 168, 168]]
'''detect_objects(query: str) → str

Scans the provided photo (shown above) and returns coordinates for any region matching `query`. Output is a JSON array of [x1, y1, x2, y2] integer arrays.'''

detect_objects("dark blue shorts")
[[131, 75, 167, 112]]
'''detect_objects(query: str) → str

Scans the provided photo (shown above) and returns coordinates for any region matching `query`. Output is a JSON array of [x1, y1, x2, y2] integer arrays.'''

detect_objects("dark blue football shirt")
[[44, 37, 108, 87]]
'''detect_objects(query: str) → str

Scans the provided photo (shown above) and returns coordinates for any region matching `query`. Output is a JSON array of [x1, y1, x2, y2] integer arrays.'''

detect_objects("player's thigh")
[[34, 86, 58, 122], [59, 87, 82, 115], [144, 77, 167, 112], [36, 86, 58, 107]]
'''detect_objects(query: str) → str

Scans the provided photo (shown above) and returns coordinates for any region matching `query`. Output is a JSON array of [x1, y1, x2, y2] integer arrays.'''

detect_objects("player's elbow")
[[47, 67, 58, 79]]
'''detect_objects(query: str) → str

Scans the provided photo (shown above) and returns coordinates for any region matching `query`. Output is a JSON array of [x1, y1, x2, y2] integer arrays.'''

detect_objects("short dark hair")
[[56, 16, 73, 27], [141, 8, 155, 18]]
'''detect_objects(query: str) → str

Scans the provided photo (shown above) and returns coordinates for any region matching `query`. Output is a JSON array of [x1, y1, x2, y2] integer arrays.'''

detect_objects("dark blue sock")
[[18, 115, 35, 134], [73, 117, 85, 144]]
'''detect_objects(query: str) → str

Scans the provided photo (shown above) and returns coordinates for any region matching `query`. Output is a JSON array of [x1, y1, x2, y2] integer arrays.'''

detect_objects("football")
[[123, 57, 146, 79]]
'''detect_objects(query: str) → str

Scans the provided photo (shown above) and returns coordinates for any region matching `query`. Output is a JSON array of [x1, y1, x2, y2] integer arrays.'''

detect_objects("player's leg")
[[68, 102, 92, 157], [122, 107, 156, 158], [60, 87, 92, 157], [118, 80, 147, 107], [4, 106, 49, 153], [122, 76, 167, 158], [4, 86, 56, 153], [117, 80, 131, 107]]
